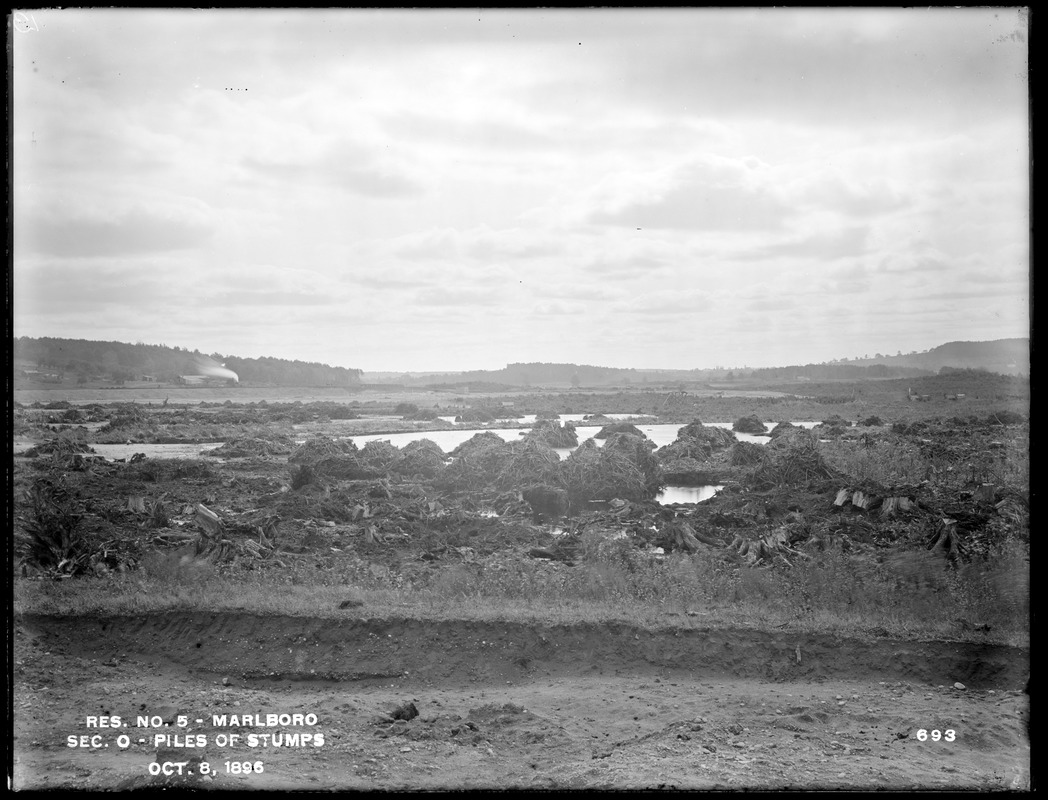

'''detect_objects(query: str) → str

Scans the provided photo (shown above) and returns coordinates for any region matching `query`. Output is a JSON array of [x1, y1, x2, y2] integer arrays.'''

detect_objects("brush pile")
[[749, 428, 838, 489], [730, 441, 765, 466], [289, 436, 382, 480], [24, 434, 96, 459], [289, 435, 358, 465], [358, 440, 401, 472], [816, 415, 852, 436], [732, 415, 766, 434], [392, 439, 447, 478], [208, 435, 295, 458], [524, 420, 579, 448], [440, 438, 561, 492], [559, 437, 654, 504], [98, 405, 151, 433], [768, 422, 797, 440], [594, 422, 644, 439], [602, 432, 660, 493], [451, 431, 509, 458], [657, 420, 736, 462]]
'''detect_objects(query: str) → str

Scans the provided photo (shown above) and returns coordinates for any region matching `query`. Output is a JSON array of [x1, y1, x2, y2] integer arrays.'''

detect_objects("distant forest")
[[13, 337, 363, 387], [748, 363, 930, 381]]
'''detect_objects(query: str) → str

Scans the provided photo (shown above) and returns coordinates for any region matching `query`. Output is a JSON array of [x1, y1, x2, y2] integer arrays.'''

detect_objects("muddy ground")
[[12, 613, 1031, 791], [11, 393, 1031, 790]]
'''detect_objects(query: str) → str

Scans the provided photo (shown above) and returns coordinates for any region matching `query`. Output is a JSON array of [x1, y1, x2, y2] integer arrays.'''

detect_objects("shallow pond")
[[656, 485, 724, 505], [12, 441, 224, 460], [346, 421, 820, 455]]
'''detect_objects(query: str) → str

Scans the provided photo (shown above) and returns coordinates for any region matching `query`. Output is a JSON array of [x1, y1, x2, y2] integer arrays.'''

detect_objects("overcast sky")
[[12, 8, 1030, 373]]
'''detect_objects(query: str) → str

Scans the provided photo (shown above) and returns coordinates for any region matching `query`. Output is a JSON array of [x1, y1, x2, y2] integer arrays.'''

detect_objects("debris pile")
[[451, 431, 508, 459], [439, 438, 561, 493], [749, 429, 838, 489], [732, 415, 766, 434], [594, 422, 645, 439], [657, 421, 736, 463], [208, 435, 295, 458], [289, 436, 381, 481], [289, 435, 359, 466], [730, 442, 765, 467], [191, 503, 281, 564], [559, 438, 654, 504], [767, 422, 797, 440], [24, 435, 96, 459], [359, 440, 401, 471], [524, 420, 579, 448], [392, 439, 447, 479]]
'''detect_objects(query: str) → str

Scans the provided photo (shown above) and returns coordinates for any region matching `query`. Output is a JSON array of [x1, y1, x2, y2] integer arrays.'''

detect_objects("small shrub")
[[17, 479, 90, 574]]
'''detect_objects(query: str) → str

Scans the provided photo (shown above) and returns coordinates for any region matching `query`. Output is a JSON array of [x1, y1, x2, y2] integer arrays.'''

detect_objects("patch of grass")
[[14, 536, 1028, 647], [139, 548, 216, 584]]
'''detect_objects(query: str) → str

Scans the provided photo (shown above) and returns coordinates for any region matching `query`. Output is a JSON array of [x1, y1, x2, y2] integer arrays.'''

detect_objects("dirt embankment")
[[18, 612, 1029, 689]]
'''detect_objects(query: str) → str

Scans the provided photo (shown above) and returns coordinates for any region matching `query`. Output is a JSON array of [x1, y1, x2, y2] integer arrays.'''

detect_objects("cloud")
[[817, 263, 870, 296], [532, 300, 586, 316], [587, 160, 791, 232], [875, 254, 952, 277], [392, 227, 564, 263], [798, 175, 909, 217], [382, 111, 554, 153], [243, 141, 422, 199], [583, 254, 669, 276], [412, 286, 501, 308], [14, 260, 168, 314], [746, 295, 797, 314], [734, 226, 870, 262], [578, 9, 1028, 131], [609, 288, 712, 317], [20, 208, 214, 257]]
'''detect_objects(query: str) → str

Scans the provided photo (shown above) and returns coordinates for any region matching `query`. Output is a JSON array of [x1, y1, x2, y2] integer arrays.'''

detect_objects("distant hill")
[[407, 362, 724, 389], [13, 337, 363, 388], [13, 336, 1026, 390], [839, 339, 1028, 376]]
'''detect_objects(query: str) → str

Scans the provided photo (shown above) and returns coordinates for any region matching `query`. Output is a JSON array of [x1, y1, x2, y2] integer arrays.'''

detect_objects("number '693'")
[[917, 729, 956, 742]]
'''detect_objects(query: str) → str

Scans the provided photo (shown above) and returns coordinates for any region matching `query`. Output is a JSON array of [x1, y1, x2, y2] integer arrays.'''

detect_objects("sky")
[[11, 8, 1030, 373]]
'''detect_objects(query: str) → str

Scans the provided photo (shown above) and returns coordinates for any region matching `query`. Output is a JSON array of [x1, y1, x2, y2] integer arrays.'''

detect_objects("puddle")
[[13, 440, 226, 459], [87, 443, 224, 461], [656, 485, 723, 505]]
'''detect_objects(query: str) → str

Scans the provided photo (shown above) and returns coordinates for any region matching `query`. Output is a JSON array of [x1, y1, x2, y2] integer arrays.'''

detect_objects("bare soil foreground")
[[12, 612, 1030, 791]]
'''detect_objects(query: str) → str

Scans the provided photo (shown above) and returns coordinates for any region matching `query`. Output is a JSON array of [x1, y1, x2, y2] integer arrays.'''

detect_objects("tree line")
[[14, 337, 363, 387]]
